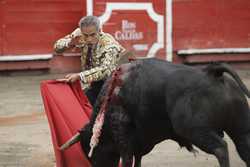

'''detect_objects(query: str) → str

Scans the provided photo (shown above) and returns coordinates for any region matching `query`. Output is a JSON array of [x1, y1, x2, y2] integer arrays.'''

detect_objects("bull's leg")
[[109, 105, 136, 167], [134, 155, 142, 167], [190, 129, 230, 167], [120, 155, 141, 167], [120, 154, 134, 167], [228, 133, 250, 167]]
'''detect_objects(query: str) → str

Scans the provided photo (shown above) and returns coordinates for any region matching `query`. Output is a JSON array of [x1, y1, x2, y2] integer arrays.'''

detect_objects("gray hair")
[[78, 16, 101, 31]]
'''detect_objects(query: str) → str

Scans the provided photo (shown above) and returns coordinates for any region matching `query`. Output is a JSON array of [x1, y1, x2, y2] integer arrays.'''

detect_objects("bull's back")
[[120, 59, 204, 110]]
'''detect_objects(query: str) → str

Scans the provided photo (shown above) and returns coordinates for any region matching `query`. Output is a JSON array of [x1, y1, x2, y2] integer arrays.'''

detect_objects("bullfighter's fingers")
[[65, 74, 72, 79], [56, 78, 69, 82]]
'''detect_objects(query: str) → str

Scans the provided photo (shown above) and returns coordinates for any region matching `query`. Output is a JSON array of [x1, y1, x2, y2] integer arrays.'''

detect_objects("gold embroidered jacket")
[[54, 28, 125, 83]]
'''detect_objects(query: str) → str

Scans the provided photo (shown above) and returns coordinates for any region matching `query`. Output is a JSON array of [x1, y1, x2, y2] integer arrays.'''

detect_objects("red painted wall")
[[173, 0, 250, 50], [1, 0, 250, 71], [0, 1, 3, 55], [0, 0, 86, 55], [173, 0, 250, 63]]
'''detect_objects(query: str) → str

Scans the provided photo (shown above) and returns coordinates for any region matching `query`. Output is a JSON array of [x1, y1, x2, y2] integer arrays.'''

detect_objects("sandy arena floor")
[[0, 68, 250, 167]]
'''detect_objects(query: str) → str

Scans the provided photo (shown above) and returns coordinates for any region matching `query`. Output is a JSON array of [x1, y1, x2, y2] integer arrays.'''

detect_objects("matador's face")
[[81, 25, 100, 46]]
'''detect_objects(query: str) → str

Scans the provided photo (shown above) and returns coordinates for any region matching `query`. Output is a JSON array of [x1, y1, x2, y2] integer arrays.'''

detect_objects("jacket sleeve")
[[54, 28, 82, 53], [79, 45, 122, 83]]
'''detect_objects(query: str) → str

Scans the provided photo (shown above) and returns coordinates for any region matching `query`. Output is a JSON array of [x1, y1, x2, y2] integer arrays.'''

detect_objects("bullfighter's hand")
[[68, 36, 81, 47], [65, 73, 80, 83], [56, 73, 80, 83]]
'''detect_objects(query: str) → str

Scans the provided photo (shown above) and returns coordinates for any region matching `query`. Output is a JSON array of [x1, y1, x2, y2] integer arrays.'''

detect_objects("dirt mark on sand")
[[0, 112, 45, 127]]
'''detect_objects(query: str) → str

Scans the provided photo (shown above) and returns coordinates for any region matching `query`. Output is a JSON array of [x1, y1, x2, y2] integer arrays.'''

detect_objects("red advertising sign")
[[92, 1, 166, 59], [102, 10, 158, 57]]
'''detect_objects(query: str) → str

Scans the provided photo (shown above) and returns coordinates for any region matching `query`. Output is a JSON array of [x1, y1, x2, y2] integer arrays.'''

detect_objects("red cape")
[[40, 80, 92, 167]]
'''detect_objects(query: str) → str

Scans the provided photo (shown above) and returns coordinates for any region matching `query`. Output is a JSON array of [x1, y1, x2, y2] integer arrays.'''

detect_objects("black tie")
[[86, 45, 92, 70]]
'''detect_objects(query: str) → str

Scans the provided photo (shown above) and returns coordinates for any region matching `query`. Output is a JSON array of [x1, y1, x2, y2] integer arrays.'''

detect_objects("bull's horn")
[[60, 132, 81, 151]]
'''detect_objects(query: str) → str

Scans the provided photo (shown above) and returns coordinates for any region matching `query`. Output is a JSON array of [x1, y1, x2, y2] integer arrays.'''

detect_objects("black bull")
[[61, 58, 250, 167]]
